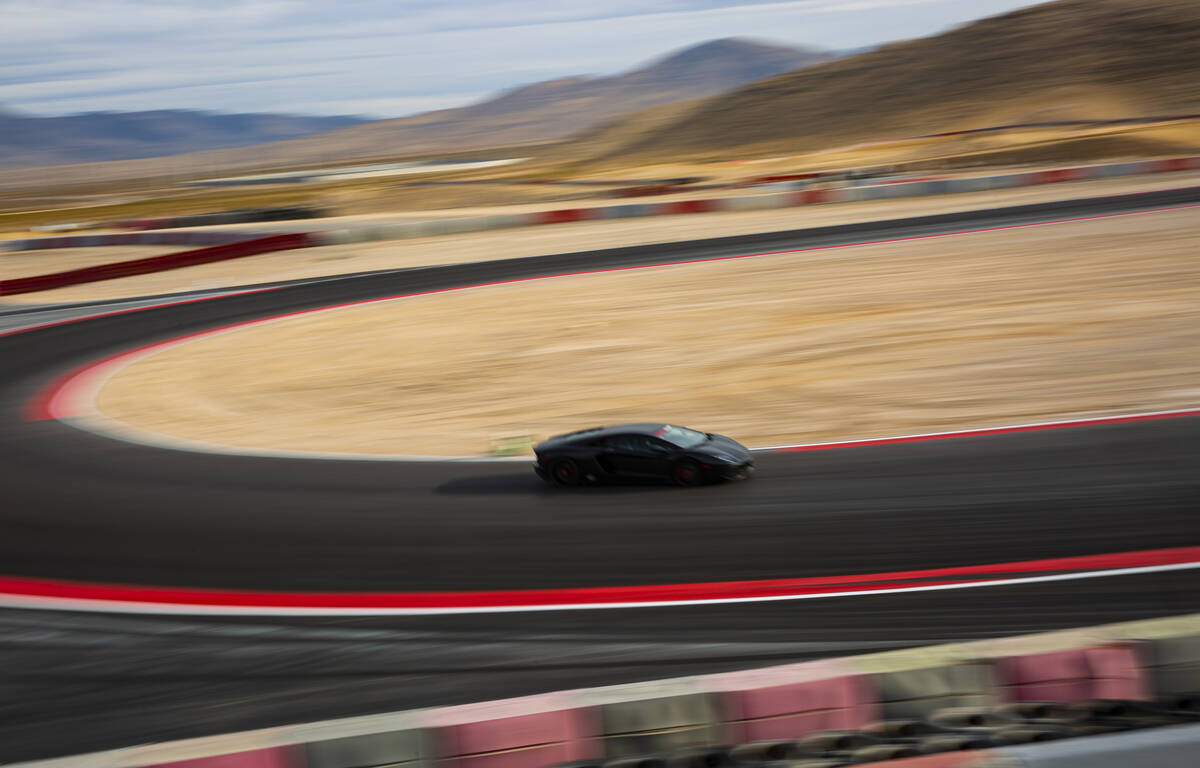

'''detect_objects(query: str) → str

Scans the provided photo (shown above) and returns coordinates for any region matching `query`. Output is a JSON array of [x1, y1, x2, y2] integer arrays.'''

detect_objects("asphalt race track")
[[1, 188, 1198, 761]]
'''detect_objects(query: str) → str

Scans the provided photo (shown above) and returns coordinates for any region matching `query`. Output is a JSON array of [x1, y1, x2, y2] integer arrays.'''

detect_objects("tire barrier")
[[0, 233, 315, 296], [595, 694, 723, 758], [293, 154, 1200, 243], [114, 206, 327, 231], [305, 731, 426, 768], [872, 662, 999, 720], [20, 618, 1197, 768], [5, 156, 1199, 261], [4, 183, 1199, 297], [1143, 634, 1200, 700], [2, 230, 254, 252]]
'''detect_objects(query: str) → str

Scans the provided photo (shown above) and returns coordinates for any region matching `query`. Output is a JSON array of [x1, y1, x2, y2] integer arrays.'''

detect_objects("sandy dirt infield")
[[3, 171, 1198, 306], [94, 206, 1200, 457]]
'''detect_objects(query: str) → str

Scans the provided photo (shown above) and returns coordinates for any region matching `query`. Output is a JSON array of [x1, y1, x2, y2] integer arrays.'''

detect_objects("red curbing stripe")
[[24, 306, 319, 421], [770, 408, 1200, 452], [0, 547, 1196, 611]]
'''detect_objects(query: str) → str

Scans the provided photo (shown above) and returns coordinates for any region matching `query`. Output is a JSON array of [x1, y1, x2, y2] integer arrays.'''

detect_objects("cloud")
[[0, 0, 1043, 117]]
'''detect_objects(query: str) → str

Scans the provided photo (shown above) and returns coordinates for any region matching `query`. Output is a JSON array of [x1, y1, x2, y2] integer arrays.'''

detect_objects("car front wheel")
[[550, 458, 582, 486], [673, 458, 702, 487]]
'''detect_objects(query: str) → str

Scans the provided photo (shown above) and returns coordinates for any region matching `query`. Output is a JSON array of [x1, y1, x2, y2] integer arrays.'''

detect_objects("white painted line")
[[2, 561, 1196, 617]]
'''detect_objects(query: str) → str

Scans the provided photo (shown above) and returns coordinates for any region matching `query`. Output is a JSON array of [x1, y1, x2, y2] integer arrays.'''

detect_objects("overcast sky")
[[2, 0, 1046, 118]]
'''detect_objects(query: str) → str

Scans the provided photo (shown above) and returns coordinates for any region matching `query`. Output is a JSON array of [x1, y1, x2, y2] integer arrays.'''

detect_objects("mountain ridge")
[[0, 109, 367, 169], [0, 38, 833, 173], [558, 0, 1200, 165]]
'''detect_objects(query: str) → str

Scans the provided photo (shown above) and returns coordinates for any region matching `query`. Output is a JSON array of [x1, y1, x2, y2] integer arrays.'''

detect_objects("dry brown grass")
[[95, 206, 1200, 457], [767, 121, 1200, 176]]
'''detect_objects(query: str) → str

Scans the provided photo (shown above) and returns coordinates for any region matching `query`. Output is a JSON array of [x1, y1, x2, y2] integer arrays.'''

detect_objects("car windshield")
[[654, 425, 709, 448]]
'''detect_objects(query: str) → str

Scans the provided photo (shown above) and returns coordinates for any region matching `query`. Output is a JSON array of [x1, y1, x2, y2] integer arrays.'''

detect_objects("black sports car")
[[533, 423, 754, 486]]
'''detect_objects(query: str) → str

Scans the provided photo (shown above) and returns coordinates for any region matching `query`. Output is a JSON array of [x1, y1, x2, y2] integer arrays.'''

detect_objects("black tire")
[[550, 458, 581, 486], [672, 458, 702, 487]]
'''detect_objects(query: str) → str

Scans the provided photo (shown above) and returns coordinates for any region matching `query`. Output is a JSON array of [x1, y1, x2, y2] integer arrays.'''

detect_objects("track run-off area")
[[0, 187, 1198, 760]]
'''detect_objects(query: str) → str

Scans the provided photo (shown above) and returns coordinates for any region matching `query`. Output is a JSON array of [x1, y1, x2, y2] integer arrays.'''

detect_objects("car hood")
[[533, 432, 591, 453], [690, 434, 752, 463]]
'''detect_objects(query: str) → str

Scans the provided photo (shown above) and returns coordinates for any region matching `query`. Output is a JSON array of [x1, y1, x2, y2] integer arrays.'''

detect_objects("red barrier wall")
[[1153, 156, 1200, 172], [535, 208, 594, 224], [743, 172, 826, 185], [151, 746, 304, 768], [660, 199, 716, 215], [995, 645, 1148, 703], [1035, 167, 1088, 184], [435, 708, 595, 768], [722, 674, 878, 743], [0, 233, 315, 296], [791, 188, 835, 205]]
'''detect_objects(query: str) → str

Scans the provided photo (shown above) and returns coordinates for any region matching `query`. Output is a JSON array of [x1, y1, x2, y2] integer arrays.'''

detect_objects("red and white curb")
[[1, 547, 1197, 616], [758, 407, 1200, 452]]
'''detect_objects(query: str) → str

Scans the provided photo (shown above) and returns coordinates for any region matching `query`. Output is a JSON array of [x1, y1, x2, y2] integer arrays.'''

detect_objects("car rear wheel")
[[550, 458, 581, 486], [673, 458, 702, 487]]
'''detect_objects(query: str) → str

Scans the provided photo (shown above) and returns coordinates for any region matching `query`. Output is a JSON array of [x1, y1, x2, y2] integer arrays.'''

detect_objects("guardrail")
[[13, 614, 1198, 768], [2, 230, 254, 253], [0, 234, 315, 296], [114, 206, 327, 231]]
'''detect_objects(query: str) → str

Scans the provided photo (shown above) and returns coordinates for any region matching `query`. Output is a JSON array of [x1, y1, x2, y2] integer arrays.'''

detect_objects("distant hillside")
[[0, 110, 367, 169], [560, 0, 1200, 164], [436, 38, 833, 130], [0, 38, 833, 185], [168, 38, 832, 167]]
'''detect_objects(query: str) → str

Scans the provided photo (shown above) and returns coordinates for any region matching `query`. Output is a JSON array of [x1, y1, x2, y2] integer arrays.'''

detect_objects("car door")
[[603, 434, 671, 478], [640, 436, 678, 478]]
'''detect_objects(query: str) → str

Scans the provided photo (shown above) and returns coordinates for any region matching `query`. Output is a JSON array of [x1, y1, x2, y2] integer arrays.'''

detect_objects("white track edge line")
[[2, 561, 1196, 616]]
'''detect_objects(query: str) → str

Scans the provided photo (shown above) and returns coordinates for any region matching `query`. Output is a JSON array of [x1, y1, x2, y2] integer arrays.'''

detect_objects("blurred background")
[[1, 1, 1199, 767]]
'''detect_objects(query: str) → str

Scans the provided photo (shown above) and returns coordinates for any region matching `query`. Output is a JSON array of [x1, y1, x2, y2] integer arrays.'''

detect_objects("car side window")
[[604, 435, 637, 452], [644, 437, 672, 454], [606, 435, 673, 455]]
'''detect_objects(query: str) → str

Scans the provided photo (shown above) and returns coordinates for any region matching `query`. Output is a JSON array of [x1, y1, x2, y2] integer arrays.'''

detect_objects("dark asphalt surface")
[[1, 187, 1198, 761]]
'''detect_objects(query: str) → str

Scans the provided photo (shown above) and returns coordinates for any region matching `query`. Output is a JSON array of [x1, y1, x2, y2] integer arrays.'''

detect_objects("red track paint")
[[771, 408, 1200, 452], [0, 547, 1196, 613]]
